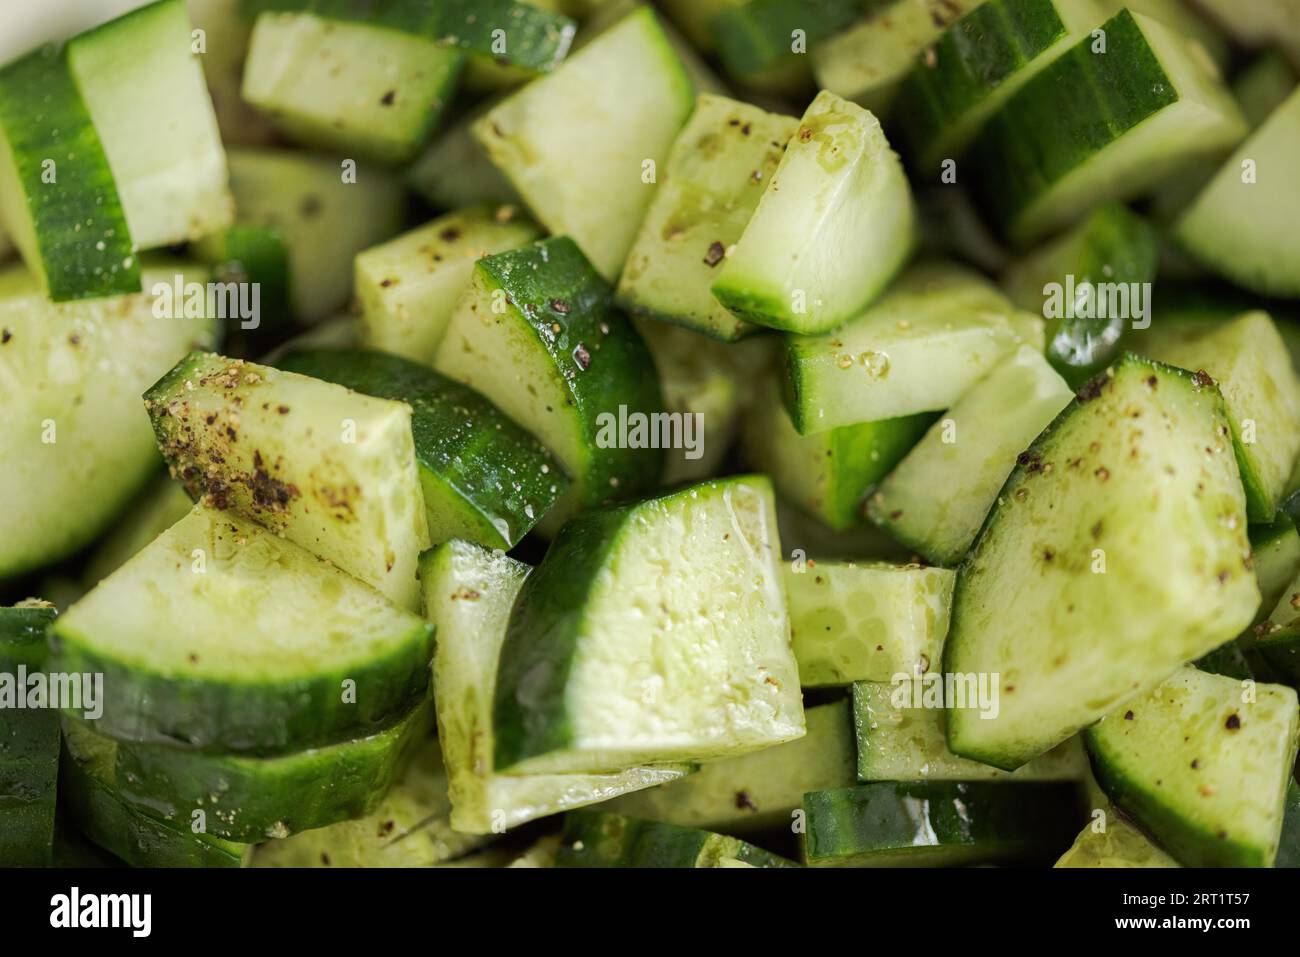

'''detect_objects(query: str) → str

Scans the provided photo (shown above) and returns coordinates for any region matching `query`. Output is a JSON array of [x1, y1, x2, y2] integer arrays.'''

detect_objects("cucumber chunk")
[[420, 540, 690, 834], [434, 236, 664, 513], [1254, 566, 1300, 686], [0, 47, 139, 301], [555, 810, 797, 867], [146, 351, 431, 610], [52, 507, 434, 753], [868, 346, 1075, 566], [969, 10, 1246, 244], [0, 262, 218, 579], [493, 476, 805, 774], [242, 11, 464, 164], [853, 681, 1087, 781], [1055, 813, 1179, 868], [1250, 520, 1300, 627], [193, 224, 292, 335], [786, 561, 956, 686], [616, 93, 799, 341], [277, 349, 568, 551], [710, 0, 862, 93], [783, 262, 1034, 433], [66, 0, 233, 250], [60, 719, 250, 868], [600, 699, 857, 834], [474, 6, 694, 280], [1085, 666, 1300, 867], [356, 206, 541, 363], [1175, 88, 1300, 298], [406, 105, 522, 211], [712, 90, 915, 335], [803, 781, 1083, 866], [1139, 311, 1300, 523], [945, 355, 1260, 770], [114, 702, 434, 843]]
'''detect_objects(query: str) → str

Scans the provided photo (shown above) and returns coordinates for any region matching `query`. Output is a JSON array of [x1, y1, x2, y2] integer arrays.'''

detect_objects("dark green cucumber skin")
[[241, 0, 576, 72], [1194, 639, 1255, 682], [969, 10, 1178, 240], [114, 703, 432, 842], [803, 781, 1084, 866], [478, 237, 665, 507], [276, 348, 568, 549], [201, 225, 292, 331], [555, 810, 798, 868], [1256, 630, 1300, 689], [492, 505, 629, 771], [49, 620, 434, 755], [1277, 778, 1300, 868], [712, 0, 866, 77], [895, 0, 1069, 170], [0, 606, 60, 865], [822, 413, 938, 529], [0, 47, 139, 301]]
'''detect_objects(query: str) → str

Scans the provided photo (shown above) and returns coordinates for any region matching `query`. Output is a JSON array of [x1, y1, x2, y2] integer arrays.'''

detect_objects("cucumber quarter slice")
[[473, 6, 695, 281], [867, 345, 1075, 566], [420, 540, 691, 834], [1244, 520, 1300, 625], [67, 0, 233, 250], [555, 811, 797, 868], [945, 355, 1260, 770], [1253, 567, 1300, 687], [601, 699, 857, 835], [356, 206, 541, 363], [802, 781, 1083, 867], [712, 90, 915, 335], [493, 476, 805, 774], [242, 11, 464, 164], [0, 261, 218, 579], [853, 681, 1087, 782], [1055, 814, 1179, 868], [786, 561, 956, 686], [1085, 667, 1300, 867], [434, 236, 664, 512], [743, 379, 934, 531], [1001, 203, 1158, 389], [277, 349, 568, 551], [61, 719, 250, 868], [0, 46, 139, 301], [1138, 311, 1300, 524], [969, 9, 1247, 244], [1175, 88, 1300, 298], [146, 351, 431, 611], [783, 262, 1034, 433], [52, 507, 434, 753], [616, 93, 799, 342]]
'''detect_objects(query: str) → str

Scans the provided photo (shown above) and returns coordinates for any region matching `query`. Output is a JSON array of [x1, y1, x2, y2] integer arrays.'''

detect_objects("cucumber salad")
[[2, 0, 1300, 871]]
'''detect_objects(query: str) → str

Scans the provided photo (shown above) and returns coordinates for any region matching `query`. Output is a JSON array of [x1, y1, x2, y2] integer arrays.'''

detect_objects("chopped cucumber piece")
[[783, 262, 1033, 432], [1086, 667, 1300, 867], [61, 719, 250, 868], [1139, 311, 1300, 523], [1276, 778, 1300, 868], [601, 699, 857, 834], [868, 346, 1074, 566], [803, 781, 1083, 866], [616, 93, 798, 341], [147, 352, 430, 610], [1251, 519, 1300, 627], [493, 476, 805, 774], [406, 105, 522, 211], [420, 540, 690, 834], [711, 0, 863, 92], [0, 261, 218, 579], [242, 11, 464, 164], [252, 741, 492, 867], [1055, 813, 1179, 868], [1254, 566, 1300, 686], [52, 507, 434, 753], [434, 237, 664, 512], [65, 0, 233, 251], [969, 10, 1247, 244], [1233, 51, 1298, 130], [188, 0, 279, 146], [656, 0, 743, 52], [1098, 0, 1229, 73], [852, 681, 1087, 781], [1175, 88, 1300, 298], [473, 6, 694, 280], [945, 355, 1260, 770], [192, 224, 292, 334], [786, 561, 955, 686], [1001, 203, 1158, 388], [356, 206, 541, 363], [712, 90, 915, 335], [1194, 639, 1254, 682], [895, 0, 1108, 174], [555, 810, 797, 867]]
